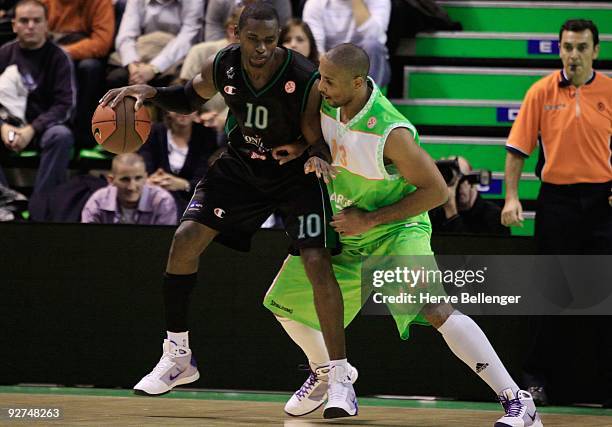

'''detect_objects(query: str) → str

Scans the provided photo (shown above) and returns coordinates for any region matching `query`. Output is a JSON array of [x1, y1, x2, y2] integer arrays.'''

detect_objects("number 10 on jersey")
[[244, 102, 269, 129]]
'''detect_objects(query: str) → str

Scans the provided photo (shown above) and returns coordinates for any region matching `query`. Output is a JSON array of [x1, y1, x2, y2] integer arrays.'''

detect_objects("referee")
[[502, 19, 611, 407]]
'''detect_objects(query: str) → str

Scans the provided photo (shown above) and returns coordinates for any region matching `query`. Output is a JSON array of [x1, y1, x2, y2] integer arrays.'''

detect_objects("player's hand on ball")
[[99, 85, 156, 111], [501, 198, 524, 227], [331, 207, 374, 236], [304, 156, 337, 183]]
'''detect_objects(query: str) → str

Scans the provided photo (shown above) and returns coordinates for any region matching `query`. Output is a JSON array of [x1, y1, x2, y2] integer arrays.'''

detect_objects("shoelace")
[[295, 371, 318, 400], [147, 353, 175, 378], [499, 396, 524, 417]]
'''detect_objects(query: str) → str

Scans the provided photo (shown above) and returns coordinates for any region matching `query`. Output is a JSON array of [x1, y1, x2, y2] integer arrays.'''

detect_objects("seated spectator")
[[81, 153, 177, 224], [106, 0, 203, 89], [180, 4, 241, 82], [429, 157, 509, 235], [139, 111, 219, 217], [204, 0, 291, 42], [280, 18, 318, 64], [43, 0, 114, 149], [0, 0, 75, 221], [303, 0, 391, 86]]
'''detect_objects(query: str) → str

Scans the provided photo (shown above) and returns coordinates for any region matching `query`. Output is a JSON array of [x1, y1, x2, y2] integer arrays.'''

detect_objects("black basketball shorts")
[[182, 148, 339, 254]]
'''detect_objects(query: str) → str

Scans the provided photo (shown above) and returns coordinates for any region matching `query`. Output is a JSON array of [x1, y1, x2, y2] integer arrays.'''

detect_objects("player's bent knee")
[[421, 302, 454, 329], [299, 248, 332, 272], [171, 221, 217, 258]]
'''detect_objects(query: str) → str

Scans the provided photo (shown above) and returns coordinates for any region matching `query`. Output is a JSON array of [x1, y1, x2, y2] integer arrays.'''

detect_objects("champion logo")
[[475, 362, 489, 373], [367, 116, 377, 128], [285, 80, 296, 94], [224, 85, 237, 95], [214, 208, 225, 218]]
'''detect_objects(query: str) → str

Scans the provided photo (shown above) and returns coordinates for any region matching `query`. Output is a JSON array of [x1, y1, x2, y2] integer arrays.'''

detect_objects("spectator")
[[280, 18, 318, 65], [82, 152, 177, 224], [139, 111, 219, 217], [204, 0, 291, 42], [180, 4, 241, 82], [106, 0, 203, 88], [302, 0, 391, 86], [501, 19, 612, 407], [429, 156, 509, 235], [43, 0, 114, 149], [0, 0, 75, 221]]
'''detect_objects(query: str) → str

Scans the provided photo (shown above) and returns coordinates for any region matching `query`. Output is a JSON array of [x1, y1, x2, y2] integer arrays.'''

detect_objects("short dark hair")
[[238, 2, 279, 31], [559, 19, 599, 46], [14, 0, 48, 19], [325, 43, 370, 79]]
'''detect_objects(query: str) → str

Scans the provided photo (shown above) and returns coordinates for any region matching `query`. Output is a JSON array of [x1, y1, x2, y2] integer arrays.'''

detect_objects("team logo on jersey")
[[224, 85, 237, 95], [214, 208, 225, 218], [367, 117, 377, 129], [285, 81, 296, 94], [226, 66, 235, 79], [598, 102, 606, 112]]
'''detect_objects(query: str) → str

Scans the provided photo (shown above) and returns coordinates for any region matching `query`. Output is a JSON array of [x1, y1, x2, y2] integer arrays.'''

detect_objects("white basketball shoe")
[[285, 363, 358, 416], [323, 363, 359, 418], [133, 339, 200, 395], [496, 389, 544, 427]]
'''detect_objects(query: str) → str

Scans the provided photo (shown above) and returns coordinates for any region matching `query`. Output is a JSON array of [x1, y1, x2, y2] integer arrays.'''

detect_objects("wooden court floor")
[[1, 388, 611, 426]]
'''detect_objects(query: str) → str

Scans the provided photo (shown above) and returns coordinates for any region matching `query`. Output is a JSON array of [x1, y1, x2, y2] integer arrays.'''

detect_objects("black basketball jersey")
[[212, 44, 318, 156]]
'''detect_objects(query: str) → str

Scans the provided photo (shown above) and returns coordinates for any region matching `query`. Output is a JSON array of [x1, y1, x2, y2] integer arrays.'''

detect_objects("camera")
[[435, 158, 491, 187]]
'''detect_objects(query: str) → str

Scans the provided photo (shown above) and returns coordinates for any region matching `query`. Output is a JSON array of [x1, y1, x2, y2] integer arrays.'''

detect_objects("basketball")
[[91, 96, 151, 154]]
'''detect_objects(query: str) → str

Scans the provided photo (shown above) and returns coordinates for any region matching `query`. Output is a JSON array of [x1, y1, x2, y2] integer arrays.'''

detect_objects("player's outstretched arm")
[[99, 55, 218, 113], [272, 78, 328, 165], [368, 128, 448, 225]]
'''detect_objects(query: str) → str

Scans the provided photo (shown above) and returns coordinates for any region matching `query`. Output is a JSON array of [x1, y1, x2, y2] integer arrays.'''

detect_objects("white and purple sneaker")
[[133, 339, 199, 395], [323, 363, 359, 419], [496, 389, 543, 427], [285, 363, 358, 416]]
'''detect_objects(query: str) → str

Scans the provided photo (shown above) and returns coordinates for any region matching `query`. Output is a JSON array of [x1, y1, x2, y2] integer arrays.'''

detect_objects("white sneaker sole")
[[134, 371, 200, 396], [284, 397, 326, 417]]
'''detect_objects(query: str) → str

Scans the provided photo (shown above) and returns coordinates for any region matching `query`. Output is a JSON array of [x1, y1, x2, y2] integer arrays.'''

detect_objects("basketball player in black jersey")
[[100, 3, 358, 418]]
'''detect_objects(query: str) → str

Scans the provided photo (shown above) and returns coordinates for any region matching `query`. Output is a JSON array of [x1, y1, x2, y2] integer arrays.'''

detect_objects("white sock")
[[275, 316, 329, 369], [167, 331, 189, 348], [437, 311, 518, 396]]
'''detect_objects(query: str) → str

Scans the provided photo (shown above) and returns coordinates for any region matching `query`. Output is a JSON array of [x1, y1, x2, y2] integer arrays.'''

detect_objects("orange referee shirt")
[[506, 70, 612, 185]]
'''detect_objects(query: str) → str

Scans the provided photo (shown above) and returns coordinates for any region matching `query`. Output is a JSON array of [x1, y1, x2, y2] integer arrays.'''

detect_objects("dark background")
[[0, 223, 604, 404]]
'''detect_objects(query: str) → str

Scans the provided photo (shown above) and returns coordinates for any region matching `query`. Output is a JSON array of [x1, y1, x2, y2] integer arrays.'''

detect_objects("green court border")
[[1, 386, 610, 417]]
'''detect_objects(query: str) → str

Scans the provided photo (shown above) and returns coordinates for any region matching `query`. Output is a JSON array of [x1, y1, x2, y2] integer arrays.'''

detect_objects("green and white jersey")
[[321, 78, 432, 247]]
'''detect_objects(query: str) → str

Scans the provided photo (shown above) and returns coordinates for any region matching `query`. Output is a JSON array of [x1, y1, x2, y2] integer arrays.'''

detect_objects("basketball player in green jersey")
[[264, 44, 543, 427]]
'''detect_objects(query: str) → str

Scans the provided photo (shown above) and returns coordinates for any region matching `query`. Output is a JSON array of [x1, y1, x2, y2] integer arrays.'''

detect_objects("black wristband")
[[152, 81, 209, 114]]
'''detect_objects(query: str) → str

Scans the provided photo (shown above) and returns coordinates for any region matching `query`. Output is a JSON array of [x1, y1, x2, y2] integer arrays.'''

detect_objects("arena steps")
[[394, 100, 520, 128], [439, 1, 612, 34], [404, 66, 557, 100], [398, 31, 612, 61]]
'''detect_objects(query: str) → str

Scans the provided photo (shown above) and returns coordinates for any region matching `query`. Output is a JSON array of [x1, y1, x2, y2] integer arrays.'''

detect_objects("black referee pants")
[[524, 181, 612, 403]]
